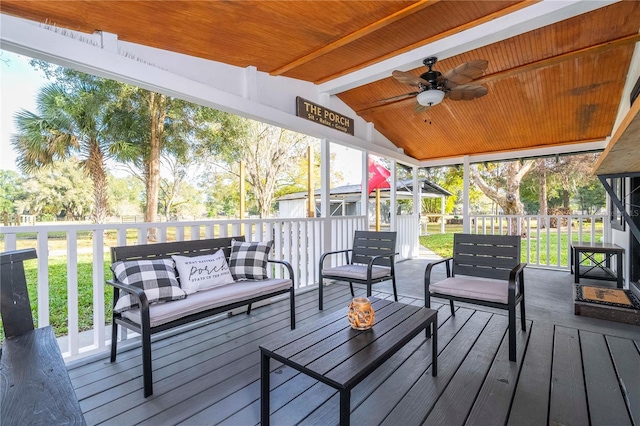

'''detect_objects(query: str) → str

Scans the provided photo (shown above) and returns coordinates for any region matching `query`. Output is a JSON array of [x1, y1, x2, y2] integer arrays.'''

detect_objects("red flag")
[[367, 157, 390, 194]]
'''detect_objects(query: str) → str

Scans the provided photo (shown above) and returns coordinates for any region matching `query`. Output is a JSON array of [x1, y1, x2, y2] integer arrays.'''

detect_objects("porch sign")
[[296, 97, 354, 135]]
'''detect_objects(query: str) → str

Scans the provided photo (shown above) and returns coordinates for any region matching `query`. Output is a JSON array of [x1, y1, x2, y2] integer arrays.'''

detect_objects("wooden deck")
[[68, 274, 639, 425]]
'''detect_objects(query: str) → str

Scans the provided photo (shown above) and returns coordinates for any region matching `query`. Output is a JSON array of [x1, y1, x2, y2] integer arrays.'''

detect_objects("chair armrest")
[[267, 259, 295, 287], [365, 252, 399, 280], [508, 262, 527, 299], [424, 257, 453, 287], [319, 249, 353, 266], [105, 279, 150, 312]]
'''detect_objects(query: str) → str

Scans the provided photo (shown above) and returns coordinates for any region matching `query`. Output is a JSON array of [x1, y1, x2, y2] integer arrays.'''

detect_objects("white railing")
[[0, 216, 367, 359], [396, 215, 419, 260], [469, 214, 609, 269]]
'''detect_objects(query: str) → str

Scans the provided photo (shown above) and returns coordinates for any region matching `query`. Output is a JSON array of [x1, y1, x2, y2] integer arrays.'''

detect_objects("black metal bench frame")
[[424, 233, 526, 361], [1, 248, 86, 424], [318, 231, 398, 310], [108, 236, 296, 397]]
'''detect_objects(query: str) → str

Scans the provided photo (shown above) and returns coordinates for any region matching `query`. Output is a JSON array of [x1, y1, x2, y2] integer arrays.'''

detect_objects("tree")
[[471, 160, 535, 235], [107, 174, 144, 217], [218, 120, 310, 218], [18, 158, 93, 220], [0, 170, 27, 214], [12, 77, 115, 223]]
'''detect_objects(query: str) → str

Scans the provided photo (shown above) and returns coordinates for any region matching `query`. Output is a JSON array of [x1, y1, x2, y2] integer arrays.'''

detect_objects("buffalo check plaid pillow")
[[229, 240, 273, 280], [111, 259, 186, 313]]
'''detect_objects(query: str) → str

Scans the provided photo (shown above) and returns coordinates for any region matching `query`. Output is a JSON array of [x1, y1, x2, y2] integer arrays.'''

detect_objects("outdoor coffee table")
[[260, 297, 438, 426]]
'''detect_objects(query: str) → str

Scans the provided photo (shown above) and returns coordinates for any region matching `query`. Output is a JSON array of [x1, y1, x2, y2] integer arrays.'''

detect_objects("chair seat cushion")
[[121, 278, 292, 327], [429, 276, 508, 304], [322, 264, 391, 281]]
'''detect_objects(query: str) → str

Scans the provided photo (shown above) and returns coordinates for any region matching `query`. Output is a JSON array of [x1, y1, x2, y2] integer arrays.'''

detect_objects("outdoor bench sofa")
[[424, 233, 526, 362], [1, 248, 86, 424], [108, 236, 296, 397]]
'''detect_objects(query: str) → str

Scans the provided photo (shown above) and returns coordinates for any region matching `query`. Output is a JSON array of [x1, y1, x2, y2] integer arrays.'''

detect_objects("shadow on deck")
[[67, 265, 639, 425]]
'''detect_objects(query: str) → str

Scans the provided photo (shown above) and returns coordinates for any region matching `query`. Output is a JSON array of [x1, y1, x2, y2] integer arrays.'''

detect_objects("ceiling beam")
[[356, 33, 640, 116], [315, 0, 535, 84], [270, 0, 441, 77], [419, 139, 607, 167], [318, 0, 619, 95]]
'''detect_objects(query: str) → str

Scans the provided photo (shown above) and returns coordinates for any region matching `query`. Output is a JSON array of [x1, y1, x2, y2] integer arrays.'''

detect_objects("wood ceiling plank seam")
[[313, 0, 536, 84], [357, 33, 640, 117], [270, 0, 440, 76]]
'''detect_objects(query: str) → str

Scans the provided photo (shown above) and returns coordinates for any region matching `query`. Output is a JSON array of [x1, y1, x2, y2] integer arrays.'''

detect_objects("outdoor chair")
[[424, 233, 526, 361], [318, 230, 398, 310]]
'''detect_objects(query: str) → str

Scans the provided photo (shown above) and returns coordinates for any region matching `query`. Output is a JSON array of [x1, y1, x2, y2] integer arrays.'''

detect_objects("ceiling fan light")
[[417, 89, 445, 106]]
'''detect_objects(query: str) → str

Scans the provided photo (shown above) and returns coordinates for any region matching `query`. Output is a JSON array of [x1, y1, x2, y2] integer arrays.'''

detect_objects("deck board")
[[548, 326, 589, 426], [63, 274, 640, 426], [581, 330, 632, 426]]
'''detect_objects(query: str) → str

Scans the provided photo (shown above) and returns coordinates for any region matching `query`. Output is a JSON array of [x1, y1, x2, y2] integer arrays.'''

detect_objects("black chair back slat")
[[453, 234, 520, 281], [111, 236, 244, 263], [352, 231, 397, 267]]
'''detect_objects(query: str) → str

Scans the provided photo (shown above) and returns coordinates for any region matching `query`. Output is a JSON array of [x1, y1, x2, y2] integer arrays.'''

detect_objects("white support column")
[[361, 150, 369, 225], [412, 165, 420, 257], [321, 139, 331, 251], [463, 156, 471, 233], [440, 195, 446, 234], [390, 160, 397, 231]]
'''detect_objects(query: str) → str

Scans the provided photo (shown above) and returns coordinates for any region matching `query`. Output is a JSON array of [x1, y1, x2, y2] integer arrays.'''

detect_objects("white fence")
[[469, 214, 608, 269], [396, 215, 419, 259], [0, 216, 367, 359]]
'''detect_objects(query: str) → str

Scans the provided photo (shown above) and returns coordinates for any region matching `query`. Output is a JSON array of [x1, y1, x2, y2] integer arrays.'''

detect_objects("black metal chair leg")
[[449, 300, 455, 316], [110, 322, 118, 362], [520, 299, 526, 331], [391, 275, 398, 301], [319, 273, 324, 310], [508, 305, 516, 362], [142, 331, 153, 397], [247, 303, 252, 315], [349, 282, 355, 297]]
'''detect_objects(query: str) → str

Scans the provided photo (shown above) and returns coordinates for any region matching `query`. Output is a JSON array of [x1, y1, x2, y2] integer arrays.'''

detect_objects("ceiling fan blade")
[[414, 102, 431, 113], [375, 91, 420, 103], [443, 60, 488, 85], [448, 85, 488, 101], [392, 70, 428, 87]]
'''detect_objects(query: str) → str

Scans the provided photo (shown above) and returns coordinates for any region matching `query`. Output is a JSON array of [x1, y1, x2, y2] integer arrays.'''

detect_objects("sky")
[[0, 50, 45, 172], [0, 49, 362, 184]]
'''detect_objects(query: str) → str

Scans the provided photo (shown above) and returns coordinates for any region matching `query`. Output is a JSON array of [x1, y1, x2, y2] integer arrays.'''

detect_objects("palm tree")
[[12, 80, 113, 223]]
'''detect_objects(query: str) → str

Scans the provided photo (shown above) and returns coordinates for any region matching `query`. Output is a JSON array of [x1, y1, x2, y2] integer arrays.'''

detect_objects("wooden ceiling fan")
[[381, 57, 489, 112]]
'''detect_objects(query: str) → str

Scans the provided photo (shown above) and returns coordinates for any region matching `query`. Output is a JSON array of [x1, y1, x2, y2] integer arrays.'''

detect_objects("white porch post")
[[321, 138, 332, 251], [412, 165, 420, 257], [390, 160, 397, 231], [440, 195, 446, 234], [361, 150, 369, 227], [463, 155, 471, 233]]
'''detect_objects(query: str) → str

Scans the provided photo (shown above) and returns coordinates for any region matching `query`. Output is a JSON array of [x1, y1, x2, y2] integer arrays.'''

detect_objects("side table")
[[571, 242, 624, 288]]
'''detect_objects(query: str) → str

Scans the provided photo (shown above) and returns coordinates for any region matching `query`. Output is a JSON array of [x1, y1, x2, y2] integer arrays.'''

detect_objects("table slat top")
[[260, 297, 437, 389]]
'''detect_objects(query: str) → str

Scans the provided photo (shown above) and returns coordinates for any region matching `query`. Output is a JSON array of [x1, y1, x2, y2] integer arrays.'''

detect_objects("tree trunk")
[[145, 92, 166, 241], [537, 159, 548, 229], [87, 138, 108, 224]]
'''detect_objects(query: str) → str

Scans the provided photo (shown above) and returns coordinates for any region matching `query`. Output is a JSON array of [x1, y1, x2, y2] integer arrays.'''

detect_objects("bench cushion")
[[322, 264, 391, 281], [122, 278, 292, 327], [429, 276, 509, 304]]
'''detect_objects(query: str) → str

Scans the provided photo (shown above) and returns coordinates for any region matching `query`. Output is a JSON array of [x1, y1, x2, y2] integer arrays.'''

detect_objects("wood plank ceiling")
[[2, 1, 639, 162]]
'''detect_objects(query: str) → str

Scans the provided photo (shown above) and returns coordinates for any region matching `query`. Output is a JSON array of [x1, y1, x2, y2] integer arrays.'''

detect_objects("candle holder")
[[347, 297, 375, 330]]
